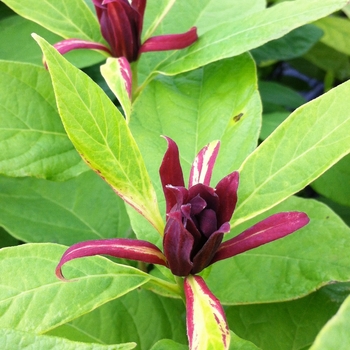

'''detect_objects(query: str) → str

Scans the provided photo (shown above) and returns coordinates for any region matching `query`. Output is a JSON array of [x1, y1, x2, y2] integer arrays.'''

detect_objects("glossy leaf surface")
[[0, 171, 130, 245], [0, 61, 87, 180], [34, 35, 164, 234], [0, 244, 150, 333]]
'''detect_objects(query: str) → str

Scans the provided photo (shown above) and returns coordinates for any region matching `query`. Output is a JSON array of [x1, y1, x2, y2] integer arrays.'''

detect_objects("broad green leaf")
[[259, 82, 306, 112], [47, 289, 187, 350], [304, 42, 350, 81], [226, 283, 350, 350], [150, 339, 187, 350], [0, 171, 131, 245], [1, 0, 103, 42], [0, 15, 105, 67], [0, 227, 18, 248], [0, 328, 136, 350], [251, 25, 323, 65], [152, 0, 347, 76], [137, 0, 265, 82], [310, 292, 350, 350], [0, 243, 150, 333], [314, 16, 350, 56], [130, 54, 261, 244], [312, 154, 350, 206], [229, 332, 261, 350], [260, 112, 289, 140], [34, 35, 164, 234], [206, 196, 350, 304], [233, 79, 350, 225], [0, 60, 87, 180], [101, 58, 132, 122], [343, 3, 350, 18]]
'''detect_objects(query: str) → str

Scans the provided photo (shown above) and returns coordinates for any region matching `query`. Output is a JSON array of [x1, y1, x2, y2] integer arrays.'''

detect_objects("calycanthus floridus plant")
[[56, 137, 309, 349], [2, 0, 350, 349]]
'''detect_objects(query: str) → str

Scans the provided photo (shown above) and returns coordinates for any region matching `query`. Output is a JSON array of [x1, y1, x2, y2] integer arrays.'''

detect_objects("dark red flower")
[[55, 137, 310, 280], [53, 0, 198, 62]]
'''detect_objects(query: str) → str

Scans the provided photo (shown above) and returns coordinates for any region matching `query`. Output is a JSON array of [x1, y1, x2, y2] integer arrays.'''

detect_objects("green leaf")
[[314, 16, 350, 56], [226, 283, 350, 350], [101, 58, 132, 122], [1, 0, 103, 42], [0, 328, 136, 350], [47, 289, 187, 349], [234, 79, 350, 225], [259, 82, 306, 111], [260, 112, 289, 140], [205, 196, 350, 304], [0, 243, 150, 333], [0, 171, 131, 245], [0, 60, 87, 180], [130, 54, 261, 244], [34, 35, 164, 234], [304, 42, 350, 81], [229, 332, 261, 350], [0, 227, 18, 248], [0, 15, 105, 67], [152, 0, 347, 76], [150, 339, 187, 350], [310, 293, 350, 350], [251, 25, 323, 64], [312, 154, 350, 206]]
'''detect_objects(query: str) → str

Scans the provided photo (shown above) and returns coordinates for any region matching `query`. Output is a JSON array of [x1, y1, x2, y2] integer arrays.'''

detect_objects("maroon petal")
[[215, 171, 239, 226], [198, 209, 217, 238], [160, 137, 185, 213], [53, 39, 112, 56], [163, 211, 194, 276], [139, 27, 198, 54], [211, 212, 310, 264], [189, 140, 220, 188], [100, 0, 141, 60], [131, 0, 146, 32], [191, 222, 230, 274], [56, 238, 167, 280], [188, 184, 219, 212]]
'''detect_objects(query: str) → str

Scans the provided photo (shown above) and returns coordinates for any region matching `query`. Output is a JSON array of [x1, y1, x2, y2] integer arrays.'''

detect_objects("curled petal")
[[189, 140, 220, 188], [191, 222, 230, 274], [53, 39, 112, 56], [56, 238, 167, 280], [139, 27, 198, 53], [160, 137, 185, 213], [188, 184, 219, 212], [215, 171, 239, 226], [163, 211, 194, 276], [211, 212, 310, 264], [185, 275, 230, 350]]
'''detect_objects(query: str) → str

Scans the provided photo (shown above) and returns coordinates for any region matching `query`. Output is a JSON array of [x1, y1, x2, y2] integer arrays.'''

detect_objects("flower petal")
[[53, 39, 112, 56], [160, 137, 185, 213], [211, 212, 310, 264], [139, 27, 198, 53], [56, 238, 167, 280], [185, 275, 230, 350], [100, 0, 141, 60], [189, 140, 220, 187], [215, 171, 239, 226], [163, 211, 194, 276], [191, 222, 230, 274]]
